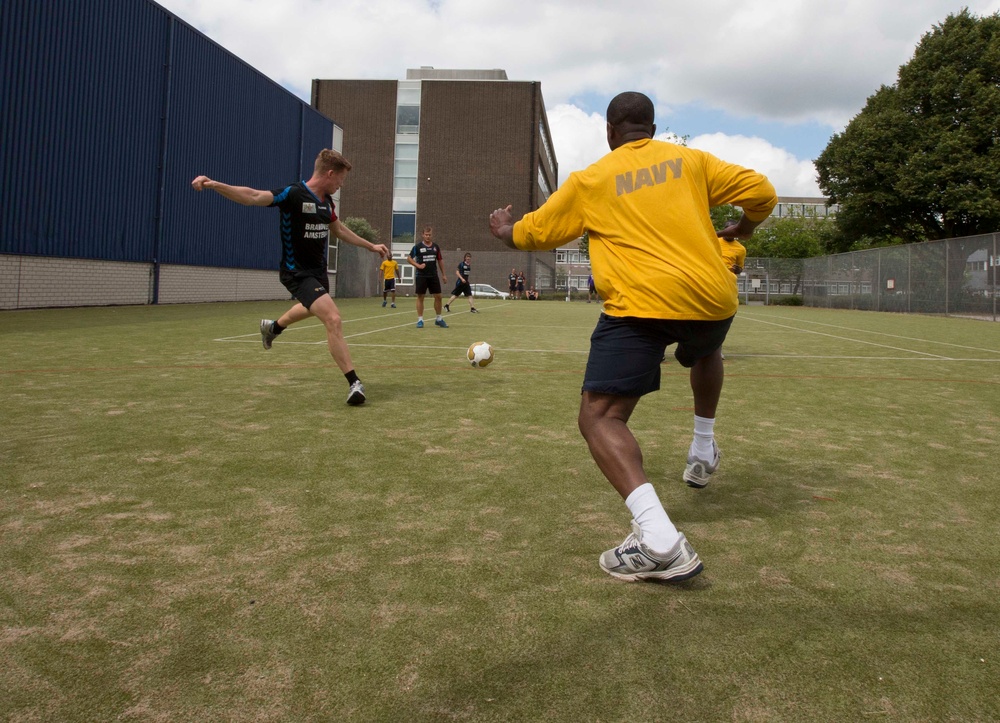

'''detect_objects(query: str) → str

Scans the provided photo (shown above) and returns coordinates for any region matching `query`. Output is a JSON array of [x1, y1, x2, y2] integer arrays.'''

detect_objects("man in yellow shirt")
[[720, 237, 747, 276], [489, 91, 776, 582], [379, 256, 400, 308], [718, 237, 747, 360]]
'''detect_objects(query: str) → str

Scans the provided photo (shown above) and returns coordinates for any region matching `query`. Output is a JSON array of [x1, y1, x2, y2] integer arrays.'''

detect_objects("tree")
[[747, 213, 830, 294], [342, 217, 379, 243], [578, 230, 590, 260], [710, 205, 742, 230], [816, 10, 1000, 247]]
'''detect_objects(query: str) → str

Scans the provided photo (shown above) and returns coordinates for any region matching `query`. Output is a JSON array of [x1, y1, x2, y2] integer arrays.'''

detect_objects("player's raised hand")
[[191, 175, 212, 191]]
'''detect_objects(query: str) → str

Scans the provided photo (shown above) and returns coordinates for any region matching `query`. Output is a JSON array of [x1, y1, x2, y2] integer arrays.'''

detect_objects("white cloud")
[[547, 106, 821, 196], [689, 134, 821, 197], [156, 0, 1000, 197]]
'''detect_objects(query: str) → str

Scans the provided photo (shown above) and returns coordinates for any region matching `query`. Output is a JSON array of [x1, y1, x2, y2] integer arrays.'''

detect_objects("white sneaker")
[[683, 441, 721, 488], [599, 521, 703, 582], [260, 319, 276, 350], [346, 380, 366, 406]]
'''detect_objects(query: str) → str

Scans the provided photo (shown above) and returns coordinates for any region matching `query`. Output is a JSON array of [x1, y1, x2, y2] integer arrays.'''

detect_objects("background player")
[[380, 255, 400, 308], [407, 225, 449, 328], [445, 253, 478, 313]]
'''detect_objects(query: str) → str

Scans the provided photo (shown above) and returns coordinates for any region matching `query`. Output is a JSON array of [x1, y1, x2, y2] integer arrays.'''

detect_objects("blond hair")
[[314, 148, 352, 174]]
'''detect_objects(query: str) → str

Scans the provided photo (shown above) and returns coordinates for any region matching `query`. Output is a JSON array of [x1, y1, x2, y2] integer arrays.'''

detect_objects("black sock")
[[345, 370, 360, 386], [271, 321, 285, 335]]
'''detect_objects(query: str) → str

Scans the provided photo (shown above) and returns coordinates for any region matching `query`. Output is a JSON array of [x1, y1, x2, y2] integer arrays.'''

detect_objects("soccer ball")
[[467, 341, 494, 368]]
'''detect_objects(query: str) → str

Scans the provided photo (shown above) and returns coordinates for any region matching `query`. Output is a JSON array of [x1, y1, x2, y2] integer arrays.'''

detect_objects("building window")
[[537, 167, 551, 201], [396, 105, 420, 134], [539, 120, 556, 172], [392, 213, 415, 246]]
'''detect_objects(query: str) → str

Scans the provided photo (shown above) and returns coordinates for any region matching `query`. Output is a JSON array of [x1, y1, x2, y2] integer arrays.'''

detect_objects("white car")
[[471, 283, 510, 299]]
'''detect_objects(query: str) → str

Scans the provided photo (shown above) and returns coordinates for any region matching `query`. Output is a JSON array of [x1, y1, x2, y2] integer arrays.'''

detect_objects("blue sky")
[[157, 0, 1000, 196]]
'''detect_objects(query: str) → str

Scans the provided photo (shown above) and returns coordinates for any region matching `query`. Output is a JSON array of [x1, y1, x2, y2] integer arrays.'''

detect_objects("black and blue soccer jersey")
[[457, 261, 471, 282], [269, 181, 337, 272], [409, 242, 442, 277]]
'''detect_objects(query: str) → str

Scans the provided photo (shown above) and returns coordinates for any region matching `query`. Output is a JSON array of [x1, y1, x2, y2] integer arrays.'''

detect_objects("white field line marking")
[[725, 354, 1000, 362], [738, 315, 952, 359], [213, 304, 514, 342], [745, 312, 1000, 356]]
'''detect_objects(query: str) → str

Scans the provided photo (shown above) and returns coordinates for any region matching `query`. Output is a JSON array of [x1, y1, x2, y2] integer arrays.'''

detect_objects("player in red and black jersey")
[[192, 149, 388, 405], [407, 225, 450, 328]]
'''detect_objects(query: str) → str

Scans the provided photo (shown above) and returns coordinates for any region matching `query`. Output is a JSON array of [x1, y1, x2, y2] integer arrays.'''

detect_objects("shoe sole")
[[683, 464, 713, 488], [683, 453, 720, 489], [347, 392, 366, 406], [600, 557, 704, 582]]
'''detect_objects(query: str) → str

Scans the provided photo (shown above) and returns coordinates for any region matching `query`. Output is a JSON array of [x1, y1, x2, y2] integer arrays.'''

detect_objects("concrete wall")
[[0, 254, 299, 309]]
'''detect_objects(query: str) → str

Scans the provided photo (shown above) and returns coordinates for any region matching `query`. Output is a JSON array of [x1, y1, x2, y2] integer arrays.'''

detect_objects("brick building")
[[312, 68, 559, 297]]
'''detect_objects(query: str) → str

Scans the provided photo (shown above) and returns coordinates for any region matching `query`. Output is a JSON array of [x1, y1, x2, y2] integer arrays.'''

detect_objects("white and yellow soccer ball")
[[467, 341, 494, 368]]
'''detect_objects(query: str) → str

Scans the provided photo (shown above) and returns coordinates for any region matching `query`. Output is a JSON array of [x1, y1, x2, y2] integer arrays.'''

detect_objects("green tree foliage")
[[710, 205, 742, 230], [816, 10, 1000, 247], [342, 217, 380, 243], [748, 215, 825, 259], [578, 230, 590, 260], [747, 213, 833, 294]]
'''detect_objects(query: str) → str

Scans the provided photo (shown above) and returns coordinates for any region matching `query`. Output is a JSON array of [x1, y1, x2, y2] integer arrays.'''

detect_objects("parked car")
[[471, 283, 510, 299]]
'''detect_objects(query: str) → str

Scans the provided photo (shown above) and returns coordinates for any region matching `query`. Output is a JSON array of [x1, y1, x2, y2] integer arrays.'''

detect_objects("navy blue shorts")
[[279, 270, 330, 310], [415, 275, 442, 295], [582, 314, 734, 397]]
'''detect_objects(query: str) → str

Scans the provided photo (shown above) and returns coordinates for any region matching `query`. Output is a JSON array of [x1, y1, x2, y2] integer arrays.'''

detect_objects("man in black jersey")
[[444, 253, 478, 314], [192, 149, 388, 405], [406, 225, 450, 328]]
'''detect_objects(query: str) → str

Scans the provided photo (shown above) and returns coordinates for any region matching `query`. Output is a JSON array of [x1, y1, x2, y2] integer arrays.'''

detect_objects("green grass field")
[[2, 299, 998, 722]]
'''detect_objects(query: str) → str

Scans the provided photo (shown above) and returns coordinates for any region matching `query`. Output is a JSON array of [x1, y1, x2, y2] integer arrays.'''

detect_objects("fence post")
[[907, 245, 912, 313], [876, 248, 881, 312], [945, 239, 949, 316]]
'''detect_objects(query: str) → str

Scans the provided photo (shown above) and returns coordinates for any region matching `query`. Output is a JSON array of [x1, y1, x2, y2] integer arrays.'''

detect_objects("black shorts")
[[452, 281, 472, 297], [279, 270, 330, 310], [582, 313, 734, 397], [415, 275, 442, 295], [384, 278, 396, 292]]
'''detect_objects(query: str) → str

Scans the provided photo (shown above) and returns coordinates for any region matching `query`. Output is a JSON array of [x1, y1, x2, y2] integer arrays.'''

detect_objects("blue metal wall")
[[0, 0, 334, 272]]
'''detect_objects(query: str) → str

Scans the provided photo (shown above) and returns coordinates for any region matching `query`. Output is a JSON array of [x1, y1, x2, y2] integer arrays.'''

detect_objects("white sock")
[[625, 483, 679, 553], [690, 415, 716, 460], [436, 314, 443, 321], [418, 316, 424, 322]]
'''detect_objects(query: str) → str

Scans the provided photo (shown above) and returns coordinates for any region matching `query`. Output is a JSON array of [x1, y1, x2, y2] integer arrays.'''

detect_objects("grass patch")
[[2, 300, 999, 721]]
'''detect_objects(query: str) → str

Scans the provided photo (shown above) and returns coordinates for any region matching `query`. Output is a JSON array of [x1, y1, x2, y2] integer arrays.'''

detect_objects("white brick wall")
[[0, 255, 149, 309], [0, 255, 337, 309], [157, 265, 289, 304]]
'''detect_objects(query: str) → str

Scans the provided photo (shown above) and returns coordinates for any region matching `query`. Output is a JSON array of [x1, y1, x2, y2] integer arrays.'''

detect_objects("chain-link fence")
[[333, 234, 999, 320], [739, 257, 807, 305], [802, 233, 999, 320], [740, 234, 999, 320]]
